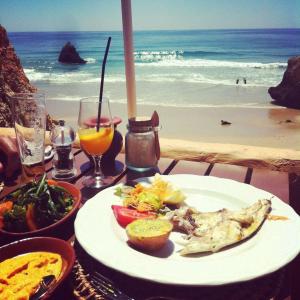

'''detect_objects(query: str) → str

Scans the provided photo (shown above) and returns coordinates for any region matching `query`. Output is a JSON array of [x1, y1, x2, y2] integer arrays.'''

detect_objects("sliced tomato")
[[111, 205, 156, 227]]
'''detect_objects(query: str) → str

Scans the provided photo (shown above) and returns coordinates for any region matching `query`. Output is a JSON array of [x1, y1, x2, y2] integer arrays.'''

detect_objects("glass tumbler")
[[11, 92, 46, 182]]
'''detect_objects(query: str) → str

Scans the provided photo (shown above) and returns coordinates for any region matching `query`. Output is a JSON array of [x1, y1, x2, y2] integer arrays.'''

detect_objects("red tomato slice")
[[111, 205, 156, 227]]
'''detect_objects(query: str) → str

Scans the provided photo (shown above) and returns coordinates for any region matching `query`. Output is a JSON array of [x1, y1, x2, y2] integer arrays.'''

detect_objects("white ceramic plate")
[[75, 174, 300, 286]]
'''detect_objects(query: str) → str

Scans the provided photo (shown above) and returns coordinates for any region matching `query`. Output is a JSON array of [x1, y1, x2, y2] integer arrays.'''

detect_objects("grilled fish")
[[165, 199, 271, 255]]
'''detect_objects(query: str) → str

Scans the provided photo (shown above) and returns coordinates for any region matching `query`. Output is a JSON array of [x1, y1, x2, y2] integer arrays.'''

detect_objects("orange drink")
[[78, 96, 114, 188], [79, 127, 114, 156]]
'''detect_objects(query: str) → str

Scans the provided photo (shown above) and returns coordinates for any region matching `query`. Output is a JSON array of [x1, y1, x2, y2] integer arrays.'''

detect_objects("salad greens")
[[3, 174, 74, 232]]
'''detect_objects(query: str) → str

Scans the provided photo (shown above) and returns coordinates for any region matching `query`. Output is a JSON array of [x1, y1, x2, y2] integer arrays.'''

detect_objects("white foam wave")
[[136, 59, 287, 69], [25, 68, 91, 83], [134, 50, 183, 61], [136, 73, 271, 87], [48, 96, 84, 101], [46, 95, 275, 109], [85, 57, 96, 64], [24, 68, 35, 74], [110, 99, 275, 109], [24, 68, 275, 87], [25, 68, 126, 84], [82, 76, 126, 83]]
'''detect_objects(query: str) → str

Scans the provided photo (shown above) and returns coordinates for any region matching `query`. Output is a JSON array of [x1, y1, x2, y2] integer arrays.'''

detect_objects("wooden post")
[[121, 0, 137, 118]]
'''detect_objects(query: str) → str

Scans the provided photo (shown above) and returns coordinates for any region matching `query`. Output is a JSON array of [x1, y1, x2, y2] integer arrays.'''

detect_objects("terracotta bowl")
[[0, 237, 75, 299], [0, 180, 81, 239]]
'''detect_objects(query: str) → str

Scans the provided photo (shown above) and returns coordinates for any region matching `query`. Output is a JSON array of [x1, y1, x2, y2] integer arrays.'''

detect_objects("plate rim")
[[75, 174, 300, 286]]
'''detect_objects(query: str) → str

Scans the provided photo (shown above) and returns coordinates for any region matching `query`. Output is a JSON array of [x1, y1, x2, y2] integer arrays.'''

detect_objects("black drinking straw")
[[97, 36, 112, 132]]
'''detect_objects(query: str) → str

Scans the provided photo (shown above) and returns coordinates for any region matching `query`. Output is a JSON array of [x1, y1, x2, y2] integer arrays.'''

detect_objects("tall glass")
[[78, 97, 114, 188], [11, 92, 46, 182]]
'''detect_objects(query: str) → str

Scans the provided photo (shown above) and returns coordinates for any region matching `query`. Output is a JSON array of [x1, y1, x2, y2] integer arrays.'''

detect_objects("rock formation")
[[0, 25, 57, 130], [268, 56, 300, 109], [58, 42, 86, 64], [0, 25, 36, 127]]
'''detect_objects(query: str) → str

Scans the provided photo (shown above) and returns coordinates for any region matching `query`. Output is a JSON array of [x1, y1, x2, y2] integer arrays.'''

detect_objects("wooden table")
[[1, 149, 299, 300]]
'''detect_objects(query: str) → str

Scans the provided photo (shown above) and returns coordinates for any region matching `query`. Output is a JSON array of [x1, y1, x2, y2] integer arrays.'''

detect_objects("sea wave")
[[24, 68, 273, 87], [24, 69, 92, 83], [134, 50, 183, 61], [48, 96, 84, 101], [85, 57, 96, 64], [24, 68, 125, 84], [134, 50, 235, 61], [47, 96, 274, 109], [136, 58, 287, 69], [134, 50, 287, 70], [83, 76, 126, 83], [133, 101, 276, 109], [110, 98, 275, 109], [183, 50, 235, 57]]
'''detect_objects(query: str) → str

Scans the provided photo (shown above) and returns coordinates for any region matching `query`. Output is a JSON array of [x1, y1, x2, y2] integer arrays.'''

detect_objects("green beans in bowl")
[[0, 174, 81, 238]]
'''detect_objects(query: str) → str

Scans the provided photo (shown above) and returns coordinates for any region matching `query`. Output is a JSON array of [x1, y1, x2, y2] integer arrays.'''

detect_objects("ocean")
[[7, 29, 300, 108]]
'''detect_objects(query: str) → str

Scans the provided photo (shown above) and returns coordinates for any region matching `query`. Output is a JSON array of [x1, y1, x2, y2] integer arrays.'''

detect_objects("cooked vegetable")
[[1, 174, 74, 232], [0, 201, 13, 215], [116, 174, 186, 212], [134, 191, 162, 212], [26, 203, 38, 231], [126, 219, 173, 251], [0, 201, 13, 228], [112, 205, 156, 227]]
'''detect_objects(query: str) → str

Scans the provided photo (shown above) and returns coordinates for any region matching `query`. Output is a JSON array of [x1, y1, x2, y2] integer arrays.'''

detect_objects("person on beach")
[[243, 77, 247, 84]]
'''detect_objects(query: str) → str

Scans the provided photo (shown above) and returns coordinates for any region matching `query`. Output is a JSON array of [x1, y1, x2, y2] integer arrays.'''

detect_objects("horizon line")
[[6, 27, 300, 33]]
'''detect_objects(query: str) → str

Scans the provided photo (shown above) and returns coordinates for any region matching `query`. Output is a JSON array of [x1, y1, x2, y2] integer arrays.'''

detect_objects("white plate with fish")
[[75, 174, 300, 286]]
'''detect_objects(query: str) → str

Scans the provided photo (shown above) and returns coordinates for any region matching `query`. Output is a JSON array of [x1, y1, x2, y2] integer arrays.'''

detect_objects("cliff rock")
[[0, 25, 36, 127], [268, 56, 300, 109], [0, 25, 57, 130], [58, 42, 86, 64]]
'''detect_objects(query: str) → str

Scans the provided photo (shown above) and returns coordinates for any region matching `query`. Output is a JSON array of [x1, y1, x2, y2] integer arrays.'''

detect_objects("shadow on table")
[[70, 240, 285, 300], [79, 159, 125, 202]]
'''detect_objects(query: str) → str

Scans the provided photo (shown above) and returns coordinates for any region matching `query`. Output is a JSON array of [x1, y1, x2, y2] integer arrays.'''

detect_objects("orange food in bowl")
[[0, 237, 75, 300], [0, 252, 62, 299]]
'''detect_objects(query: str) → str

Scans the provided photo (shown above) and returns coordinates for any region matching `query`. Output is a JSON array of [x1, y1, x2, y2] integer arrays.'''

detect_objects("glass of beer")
[[11, 92, 46, 182], [78, 96, 114, 188]]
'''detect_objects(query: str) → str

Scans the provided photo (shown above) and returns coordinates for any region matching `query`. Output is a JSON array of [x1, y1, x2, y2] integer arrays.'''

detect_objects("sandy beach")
[[46, 99, 300, 150], [45, 98, 300, 173]]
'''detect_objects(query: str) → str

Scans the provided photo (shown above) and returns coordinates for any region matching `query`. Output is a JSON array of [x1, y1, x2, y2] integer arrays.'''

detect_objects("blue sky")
[[1, 0, 299, 32]]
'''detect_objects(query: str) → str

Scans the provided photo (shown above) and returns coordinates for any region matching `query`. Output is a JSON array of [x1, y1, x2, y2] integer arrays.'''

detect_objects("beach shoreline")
[[46, 99, 300, 150]]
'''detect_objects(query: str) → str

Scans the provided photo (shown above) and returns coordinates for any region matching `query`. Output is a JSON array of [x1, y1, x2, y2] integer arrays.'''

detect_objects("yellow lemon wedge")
[[160, 189, 186, 205]]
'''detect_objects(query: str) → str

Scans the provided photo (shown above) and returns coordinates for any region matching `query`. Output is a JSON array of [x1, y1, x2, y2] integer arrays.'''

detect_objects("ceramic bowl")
[[0, 180, 81, 238], [0, 236, 75, 299]]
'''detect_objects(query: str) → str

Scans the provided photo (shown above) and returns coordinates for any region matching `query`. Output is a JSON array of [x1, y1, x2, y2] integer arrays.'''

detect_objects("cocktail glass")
[[11, 92, 46, 182], [78, 97, 114, 188]]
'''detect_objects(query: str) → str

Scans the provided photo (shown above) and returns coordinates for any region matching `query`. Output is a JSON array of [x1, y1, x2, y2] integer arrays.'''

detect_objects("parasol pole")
[[121, 0, 137, 118]]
